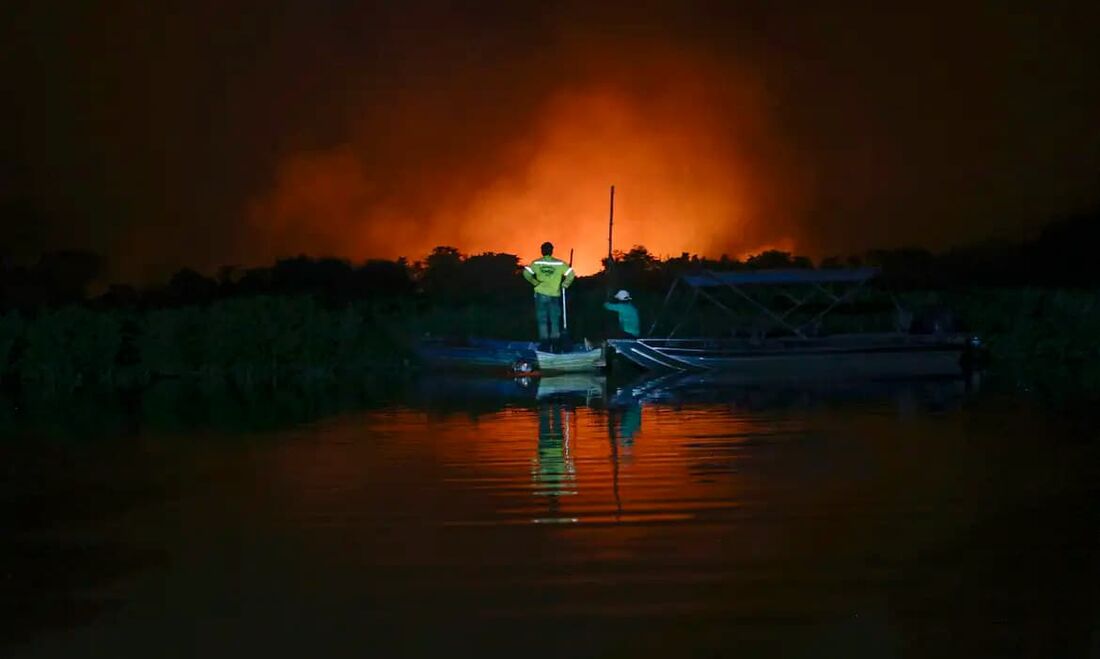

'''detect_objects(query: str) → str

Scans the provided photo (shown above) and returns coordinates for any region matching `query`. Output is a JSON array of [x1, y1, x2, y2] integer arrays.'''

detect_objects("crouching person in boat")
[[603, 289, 640, 338], [523, 241, 575, 352]]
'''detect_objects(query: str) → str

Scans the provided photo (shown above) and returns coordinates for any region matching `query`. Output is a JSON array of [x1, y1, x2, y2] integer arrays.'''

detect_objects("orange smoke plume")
[[245, 47, 809, 273]]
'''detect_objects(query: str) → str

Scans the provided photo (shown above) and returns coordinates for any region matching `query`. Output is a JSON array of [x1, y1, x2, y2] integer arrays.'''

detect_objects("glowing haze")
[[4, 2, 1099, 282], [246, 48, 805, 274]]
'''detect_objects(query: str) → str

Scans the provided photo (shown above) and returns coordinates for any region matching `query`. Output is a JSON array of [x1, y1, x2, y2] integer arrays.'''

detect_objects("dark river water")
[[2, 374, 1098, 658]]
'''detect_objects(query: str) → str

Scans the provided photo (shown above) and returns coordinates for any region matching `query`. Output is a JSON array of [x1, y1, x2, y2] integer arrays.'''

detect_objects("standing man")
[[523, 241, 574, 351]]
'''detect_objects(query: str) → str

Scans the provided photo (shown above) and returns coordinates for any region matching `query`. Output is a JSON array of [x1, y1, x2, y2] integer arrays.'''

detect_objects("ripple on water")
[[4, 378, 1098, 657]]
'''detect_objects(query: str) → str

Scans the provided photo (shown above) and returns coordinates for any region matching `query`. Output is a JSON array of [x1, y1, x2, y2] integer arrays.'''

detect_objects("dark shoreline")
[[2, 285, 1099, 403]]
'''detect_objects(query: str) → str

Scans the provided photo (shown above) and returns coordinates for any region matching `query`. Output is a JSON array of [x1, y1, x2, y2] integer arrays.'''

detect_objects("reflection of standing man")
[[523, 242, 575, 352], [532, 402, 577, 513]]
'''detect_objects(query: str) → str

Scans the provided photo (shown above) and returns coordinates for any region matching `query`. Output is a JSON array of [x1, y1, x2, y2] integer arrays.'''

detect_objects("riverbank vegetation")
[[1, 212, 1097, 398]]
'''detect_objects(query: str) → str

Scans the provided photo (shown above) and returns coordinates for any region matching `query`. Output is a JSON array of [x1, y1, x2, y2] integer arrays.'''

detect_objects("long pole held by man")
[[562, 247, 573, 333]]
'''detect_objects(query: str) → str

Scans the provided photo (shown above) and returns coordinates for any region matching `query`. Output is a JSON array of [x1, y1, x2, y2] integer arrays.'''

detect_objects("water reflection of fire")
[[268, 403, 765, 529]]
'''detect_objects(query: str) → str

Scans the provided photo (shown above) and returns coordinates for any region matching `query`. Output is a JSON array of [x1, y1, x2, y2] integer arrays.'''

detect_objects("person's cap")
[[614, 289, 631, 300]]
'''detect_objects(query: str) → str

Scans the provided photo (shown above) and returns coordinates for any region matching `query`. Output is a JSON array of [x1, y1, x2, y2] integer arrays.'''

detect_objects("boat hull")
[[608, 335, 970, 380], [415, 338, 604, 373], [534, 348, 605, 373]]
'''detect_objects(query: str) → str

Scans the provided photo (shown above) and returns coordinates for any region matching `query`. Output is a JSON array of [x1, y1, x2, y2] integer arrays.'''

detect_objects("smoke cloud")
[[246, 43, 808, 273], [3, 1, 1098, 282]]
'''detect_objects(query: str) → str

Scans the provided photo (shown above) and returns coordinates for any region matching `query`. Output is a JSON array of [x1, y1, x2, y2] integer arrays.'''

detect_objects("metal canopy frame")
[[646, 268, 879, 339]]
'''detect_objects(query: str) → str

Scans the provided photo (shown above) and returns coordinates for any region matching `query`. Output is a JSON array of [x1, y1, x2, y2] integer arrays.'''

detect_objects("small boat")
[[529, 348, 606, 374], [608, 267, 978, 379], [415, 337, 604, 373]]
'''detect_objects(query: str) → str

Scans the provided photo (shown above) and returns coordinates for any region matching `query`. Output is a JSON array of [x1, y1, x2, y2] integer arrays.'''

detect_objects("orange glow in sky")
[[445, 89, 758, 274], [246, 50, 807, 274]]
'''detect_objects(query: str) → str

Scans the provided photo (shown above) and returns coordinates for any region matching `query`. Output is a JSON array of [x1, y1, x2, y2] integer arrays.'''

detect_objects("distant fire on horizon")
[[6, 2, 1098, 283], [245, 50, 809, 274]]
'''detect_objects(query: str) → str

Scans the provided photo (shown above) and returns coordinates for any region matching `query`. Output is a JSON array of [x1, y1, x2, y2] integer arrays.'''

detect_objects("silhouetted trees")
[[356, 259, 415, 298], [746, 250, 813, 270], [165, 268, 219, 306], [130, 255, 417, 309], [2, 208, 1099, 315], [0, 250, 104, 308], [415, 248, 524, 302], [1, 210, 1100, 396]]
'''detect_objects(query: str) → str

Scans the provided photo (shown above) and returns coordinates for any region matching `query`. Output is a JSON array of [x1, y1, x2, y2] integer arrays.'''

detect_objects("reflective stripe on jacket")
[[523, 255, 574, 297]]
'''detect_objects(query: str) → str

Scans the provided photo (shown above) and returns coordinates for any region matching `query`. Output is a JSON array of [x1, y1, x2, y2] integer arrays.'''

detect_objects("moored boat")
[[608, 334, 970, 378], [608, 268, 977, 378]]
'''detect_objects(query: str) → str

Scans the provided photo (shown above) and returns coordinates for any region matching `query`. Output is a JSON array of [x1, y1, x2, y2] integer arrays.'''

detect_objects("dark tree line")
[[1, 211, 1099, 397], [3, 209, 1099, 312], [0, 250, 104, 307]]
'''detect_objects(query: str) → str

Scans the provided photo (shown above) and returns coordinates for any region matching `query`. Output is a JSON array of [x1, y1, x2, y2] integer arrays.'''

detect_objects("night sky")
[[3, 1, 1099, 281]]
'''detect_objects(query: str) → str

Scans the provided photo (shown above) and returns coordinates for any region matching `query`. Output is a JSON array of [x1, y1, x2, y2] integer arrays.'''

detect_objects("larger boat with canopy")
[[607, 267, 976, 378]]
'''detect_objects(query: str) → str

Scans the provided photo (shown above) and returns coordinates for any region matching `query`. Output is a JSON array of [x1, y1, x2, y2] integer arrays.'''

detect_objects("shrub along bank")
[[0, 286, 1097, 398]]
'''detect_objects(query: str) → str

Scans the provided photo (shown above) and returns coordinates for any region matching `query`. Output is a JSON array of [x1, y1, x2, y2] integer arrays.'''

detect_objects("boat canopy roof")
[[681, 267, 880, 288]]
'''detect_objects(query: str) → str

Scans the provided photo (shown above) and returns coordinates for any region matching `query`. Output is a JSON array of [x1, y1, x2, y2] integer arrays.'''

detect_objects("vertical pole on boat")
[[605, 185, 616, 368], [607, 185, 615, 292]]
